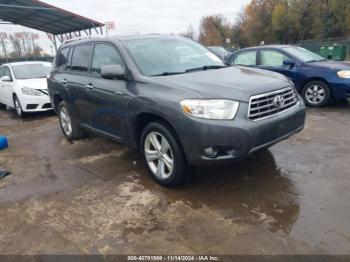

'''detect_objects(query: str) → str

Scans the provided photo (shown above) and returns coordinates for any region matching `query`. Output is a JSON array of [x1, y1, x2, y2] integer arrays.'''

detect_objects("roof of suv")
[[60, 34, 181, 47]]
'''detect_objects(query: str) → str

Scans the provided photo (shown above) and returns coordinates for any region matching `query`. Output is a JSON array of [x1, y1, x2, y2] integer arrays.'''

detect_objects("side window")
[[233, 51, 257, 66], [66, 47, 74, 71], [91, 43, 125, 77], [0, 67, 4, 77], [260, 50, 288, 67], [56, 47, 70, 70], [71, 45, 91, 73]]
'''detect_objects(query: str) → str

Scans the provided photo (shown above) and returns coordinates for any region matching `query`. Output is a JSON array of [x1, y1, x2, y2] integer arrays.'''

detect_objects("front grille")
[[26, 104, 38, 110], [248, 86, 298, 121]]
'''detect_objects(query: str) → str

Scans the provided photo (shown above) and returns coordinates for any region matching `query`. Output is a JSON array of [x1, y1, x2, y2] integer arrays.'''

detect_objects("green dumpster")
[[320, 45, 347, 61], [333, 45, 347, 61]]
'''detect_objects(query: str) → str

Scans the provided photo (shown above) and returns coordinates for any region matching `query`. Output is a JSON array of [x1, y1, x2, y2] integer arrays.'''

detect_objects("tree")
[[9, 35, 22, 58], [0, 33, 9, 61], [192, 0, 350, 48], [180, 24, 195, 40], [7, 32, 44, 58], [198, 15, 233, 46], [271, 1, 290, 43]]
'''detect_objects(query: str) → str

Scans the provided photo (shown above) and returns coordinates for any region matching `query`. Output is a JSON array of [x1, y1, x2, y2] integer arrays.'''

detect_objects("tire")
[[13, 95, 25, 118], [140, 122, 190, 187], [302, 81, 331, 107], [58, 101, 85, 140]]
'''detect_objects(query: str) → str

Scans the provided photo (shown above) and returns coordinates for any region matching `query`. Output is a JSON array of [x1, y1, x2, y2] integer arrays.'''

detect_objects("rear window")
[[71, 45, 91, 73]]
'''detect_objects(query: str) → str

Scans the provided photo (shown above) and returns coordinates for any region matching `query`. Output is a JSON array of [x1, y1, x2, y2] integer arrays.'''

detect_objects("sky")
[[0, 0, 250, 55]]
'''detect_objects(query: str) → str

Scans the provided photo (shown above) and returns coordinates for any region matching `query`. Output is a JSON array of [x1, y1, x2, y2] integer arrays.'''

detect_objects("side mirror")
[[101, 65, 125, 80], [283, 59, 295, 68], [0, 76, 11, 82]]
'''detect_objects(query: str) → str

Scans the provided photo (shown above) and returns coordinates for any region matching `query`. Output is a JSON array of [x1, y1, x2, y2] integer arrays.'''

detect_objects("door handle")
[[86, 83, 94, 90], [61, 79, 67, 85]]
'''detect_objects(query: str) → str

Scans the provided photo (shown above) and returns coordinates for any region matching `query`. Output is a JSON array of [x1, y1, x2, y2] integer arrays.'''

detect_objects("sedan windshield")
[[284, 47, 326, 63], [12, 64, 52, 80], [123, 38, 226, 76]]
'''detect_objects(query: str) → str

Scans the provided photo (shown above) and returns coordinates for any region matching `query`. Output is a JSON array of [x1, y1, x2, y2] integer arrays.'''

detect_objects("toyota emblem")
[[273, 95, 285, 108]]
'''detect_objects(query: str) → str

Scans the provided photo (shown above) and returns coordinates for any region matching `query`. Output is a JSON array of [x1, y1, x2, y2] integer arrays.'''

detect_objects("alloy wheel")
[[144, 131, 174, 180], [305, 84, 326, 105], [59, 107, 73, 137]]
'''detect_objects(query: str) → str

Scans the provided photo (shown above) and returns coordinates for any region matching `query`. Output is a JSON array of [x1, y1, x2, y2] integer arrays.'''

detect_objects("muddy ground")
[[0, 102, 349, 255]]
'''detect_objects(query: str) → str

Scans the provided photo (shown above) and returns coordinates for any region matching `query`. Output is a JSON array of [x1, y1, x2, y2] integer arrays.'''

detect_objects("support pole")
[[0, 35, 8, 63], [53, 35, 58, 53]]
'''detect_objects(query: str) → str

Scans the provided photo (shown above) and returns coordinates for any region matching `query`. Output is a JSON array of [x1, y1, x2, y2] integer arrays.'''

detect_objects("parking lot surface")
[[0, 103, 349, 255]]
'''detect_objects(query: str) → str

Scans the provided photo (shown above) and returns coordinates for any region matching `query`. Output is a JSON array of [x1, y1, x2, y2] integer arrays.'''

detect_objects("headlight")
[[337, 71, 350, 78], [21, 87, 44, 96], [180, 99, 239, 120]]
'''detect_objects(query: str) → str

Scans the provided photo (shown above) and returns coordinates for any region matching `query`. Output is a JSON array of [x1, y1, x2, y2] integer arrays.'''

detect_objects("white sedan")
[[0, 61, 53, 117]]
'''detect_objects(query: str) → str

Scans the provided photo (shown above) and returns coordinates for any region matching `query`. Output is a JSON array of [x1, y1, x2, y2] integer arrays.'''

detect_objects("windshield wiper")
[[150, 71, 185, 77], [185, 65, 227, 73]]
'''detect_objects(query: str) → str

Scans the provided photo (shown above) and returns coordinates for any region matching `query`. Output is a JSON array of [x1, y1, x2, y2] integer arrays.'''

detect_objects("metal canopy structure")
[[0, 0, 105, 49]]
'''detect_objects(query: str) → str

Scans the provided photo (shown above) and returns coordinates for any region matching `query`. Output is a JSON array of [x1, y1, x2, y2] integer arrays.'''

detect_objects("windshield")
[[12, 64, 52, 80], [284, 47, 325, 63], [123, 37, 225, 76]]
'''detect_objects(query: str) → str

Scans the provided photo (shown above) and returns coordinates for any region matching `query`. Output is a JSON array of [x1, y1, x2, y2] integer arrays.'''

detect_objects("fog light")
[[203, 147, 218, 158]]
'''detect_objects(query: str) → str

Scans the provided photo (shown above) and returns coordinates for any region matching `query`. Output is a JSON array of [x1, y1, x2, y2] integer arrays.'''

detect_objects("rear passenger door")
[[87, 42, 128, 138], [231, 50, 257, 67], [67, 44, 93, 125]]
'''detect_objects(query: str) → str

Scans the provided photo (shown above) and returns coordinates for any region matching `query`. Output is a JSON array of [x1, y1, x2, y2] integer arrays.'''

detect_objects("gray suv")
[[48, 35, 305, 187]]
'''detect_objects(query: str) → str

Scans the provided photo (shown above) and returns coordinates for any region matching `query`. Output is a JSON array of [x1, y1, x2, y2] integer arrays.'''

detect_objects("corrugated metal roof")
[[0, 0, 104, 35]]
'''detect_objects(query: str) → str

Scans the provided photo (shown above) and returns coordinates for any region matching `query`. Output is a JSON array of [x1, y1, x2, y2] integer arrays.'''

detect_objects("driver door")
[[87, 42, 128, 138], [257, 49, 296, 82], [0, 66, 14, 106]]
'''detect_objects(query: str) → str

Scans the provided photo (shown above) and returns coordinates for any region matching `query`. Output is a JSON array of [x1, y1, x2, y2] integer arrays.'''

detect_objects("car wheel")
[[13, 95, 25, 118], [140, 122, 190, 187], [58, 101, 85, 140], [302, 81, 331, 107]]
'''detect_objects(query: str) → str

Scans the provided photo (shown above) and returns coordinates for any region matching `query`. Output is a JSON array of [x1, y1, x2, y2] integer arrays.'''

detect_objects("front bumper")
[[176, 100, 306, 166], [326, 74, 350, 99], [19, 95, 53, 112]]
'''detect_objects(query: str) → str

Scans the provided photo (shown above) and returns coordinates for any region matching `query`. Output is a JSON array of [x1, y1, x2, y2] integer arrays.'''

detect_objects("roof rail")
[[64, 35, 100, 44]]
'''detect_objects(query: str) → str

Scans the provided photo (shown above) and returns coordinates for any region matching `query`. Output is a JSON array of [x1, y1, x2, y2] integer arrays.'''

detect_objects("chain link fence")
[[298, 37, 350, 61]]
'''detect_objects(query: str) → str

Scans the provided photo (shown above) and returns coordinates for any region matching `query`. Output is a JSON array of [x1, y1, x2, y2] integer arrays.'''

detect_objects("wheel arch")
[[133, 113, 188, 162], [12, 92, 19, 108], [302, 77, 332, 95], [53, 93, 63, 113], [134, 112, 180, 146]]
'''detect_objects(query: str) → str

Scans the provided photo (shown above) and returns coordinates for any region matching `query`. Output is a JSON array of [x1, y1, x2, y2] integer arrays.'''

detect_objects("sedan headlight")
[[337, 71, 350, 79], [21, 87, 44, 96], [180, 99, 239, 120]]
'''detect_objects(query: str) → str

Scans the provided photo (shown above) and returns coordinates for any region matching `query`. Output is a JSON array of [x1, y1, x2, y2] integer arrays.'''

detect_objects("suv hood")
[[307, 60, 350, 70], [153, 66, 291, 102], [16, 78, 48, 90]]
